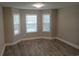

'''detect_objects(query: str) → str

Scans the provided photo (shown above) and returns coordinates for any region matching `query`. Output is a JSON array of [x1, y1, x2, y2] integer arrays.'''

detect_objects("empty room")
[[0, 2, 79, 56]]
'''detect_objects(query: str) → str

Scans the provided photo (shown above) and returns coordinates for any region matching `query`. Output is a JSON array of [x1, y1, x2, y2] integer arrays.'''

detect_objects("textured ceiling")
[[0, 2, 79, 9]]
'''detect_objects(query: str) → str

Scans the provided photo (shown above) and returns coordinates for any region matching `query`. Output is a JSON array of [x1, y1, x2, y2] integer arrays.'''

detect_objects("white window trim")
[[13, 14, 20, 35], [42, 14, 51, 32], [25, 14, 37, 33]]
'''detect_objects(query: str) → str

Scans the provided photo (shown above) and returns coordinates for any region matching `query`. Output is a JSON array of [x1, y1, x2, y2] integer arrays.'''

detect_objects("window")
[[13, 14, 20, 35], [26, 15, 37, 33], [42, 14, 50, 32]]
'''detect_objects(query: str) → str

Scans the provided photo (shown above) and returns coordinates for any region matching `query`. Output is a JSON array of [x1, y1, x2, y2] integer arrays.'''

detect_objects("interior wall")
[[19, 9, 53, 38], [52, 9, 58, 37], [0, 6, 4, 55], [3, 7, 14, 43], [13, 9, 58, 41], [57, 6, 79, 46], [3, 7, 57, 44]]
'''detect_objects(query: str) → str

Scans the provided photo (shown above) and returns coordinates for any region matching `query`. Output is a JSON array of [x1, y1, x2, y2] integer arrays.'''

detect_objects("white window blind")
[[13, 14, 20, 35], [26, 15, 37, 33], [42, 14, 50, 32]]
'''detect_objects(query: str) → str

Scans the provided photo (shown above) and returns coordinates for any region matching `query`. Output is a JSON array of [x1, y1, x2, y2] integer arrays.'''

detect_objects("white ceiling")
[[0, 2, 79, 9]]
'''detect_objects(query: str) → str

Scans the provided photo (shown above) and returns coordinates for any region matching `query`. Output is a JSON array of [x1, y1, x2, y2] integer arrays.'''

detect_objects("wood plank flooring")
[[3, 39, 79, 56]]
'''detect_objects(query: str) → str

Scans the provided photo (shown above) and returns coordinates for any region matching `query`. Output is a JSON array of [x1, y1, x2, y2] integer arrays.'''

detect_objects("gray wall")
[[0, 6, 4, 55], [13, 9, 57, 43], [3, 7, 14, 43], [57, 6, 79, 46], [3, 7, 57, 44]]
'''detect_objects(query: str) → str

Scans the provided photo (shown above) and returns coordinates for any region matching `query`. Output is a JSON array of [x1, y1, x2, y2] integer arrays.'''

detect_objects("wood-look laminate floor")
[[3, 39, 79, 56]]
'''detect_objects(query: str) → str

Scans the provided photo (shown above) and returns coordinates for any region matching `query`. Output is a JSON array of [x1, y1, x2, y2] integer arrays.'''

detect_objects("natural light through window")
[[42, 14, 50, 32], [26, 15, 37, 33], [13, 14, 20, 35]]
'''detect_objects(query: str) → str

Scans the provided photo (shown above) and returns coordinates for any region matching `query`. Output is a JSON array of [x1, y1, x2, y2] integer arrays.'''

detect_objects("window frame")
[[42, 14, 51, 32], [25, 14, 37, 33], [13, 13, 20, 35]]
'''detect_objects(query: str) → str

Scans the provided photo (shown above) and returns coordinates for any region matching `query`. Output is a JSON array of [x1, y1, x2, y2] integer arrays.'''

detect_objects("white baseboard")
[[56, 37, 79, 49], [41, 37, 56, 40], [2, 36, 55, 56], [1, 45, 6, 56], [5, 37, 56, 46], [2, 37, 79, 56]]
